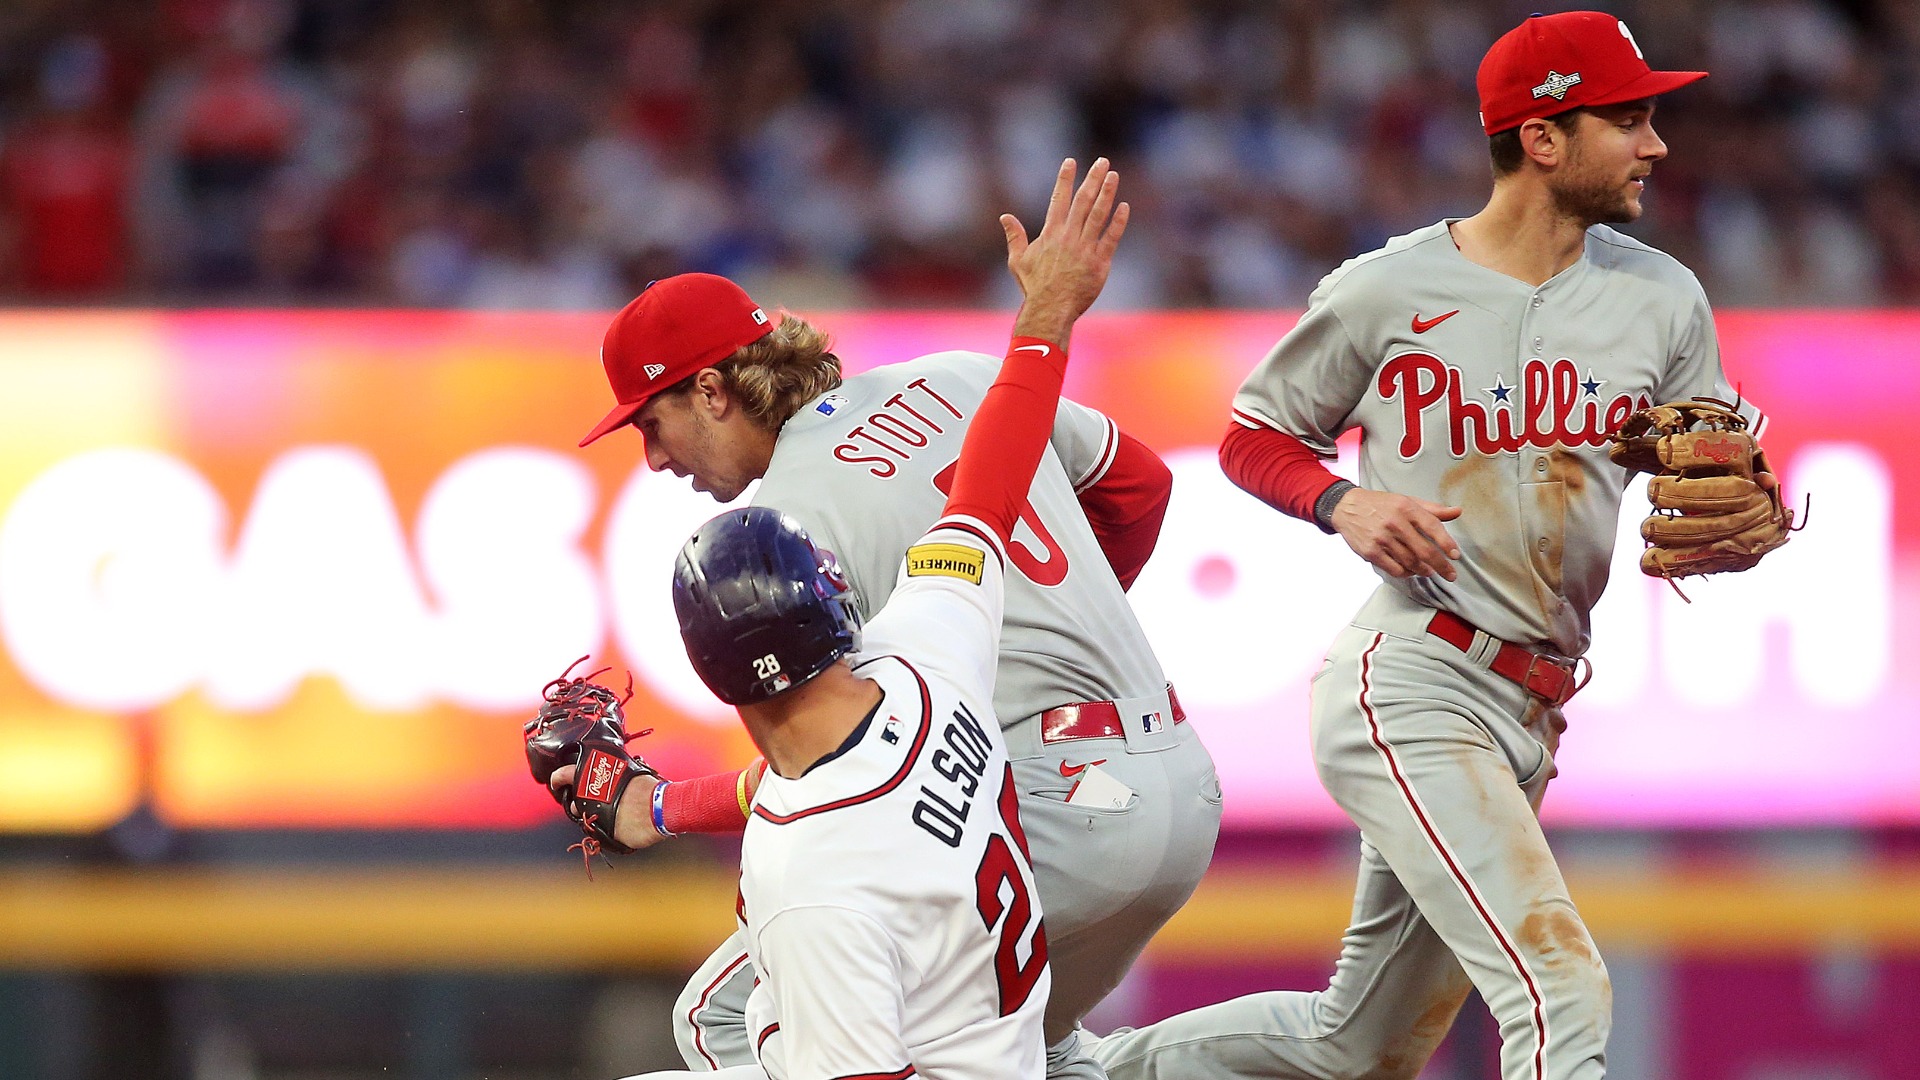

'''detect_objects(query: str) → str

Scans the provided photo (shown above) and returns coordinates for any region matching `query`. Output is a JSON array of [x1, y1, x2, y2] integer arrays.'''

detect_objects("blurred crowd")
[[4, 0, 1920, 310]]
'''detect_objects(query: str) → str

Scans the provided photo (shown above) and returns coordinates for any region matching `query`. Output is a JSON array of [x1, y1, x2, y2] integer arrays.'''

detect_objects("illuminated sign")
[[0, 310, 1909, 829]]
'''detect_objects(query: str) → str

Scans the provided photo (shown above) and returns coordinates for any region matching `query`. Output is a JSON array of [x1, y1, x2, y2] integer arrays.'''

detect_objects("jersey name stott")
[[911, 701, 995, 848], [1379, 353, 1652, 458], [906, 543, 985, 584], [831, 377, 967, 478]]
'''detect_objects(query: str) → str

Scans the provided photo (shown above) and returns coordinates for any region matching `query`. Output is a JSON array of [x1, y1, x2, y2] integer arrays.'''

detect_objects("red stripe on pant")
[[1357, 632, 1548, 1080], [687, 951, 753, 1069]]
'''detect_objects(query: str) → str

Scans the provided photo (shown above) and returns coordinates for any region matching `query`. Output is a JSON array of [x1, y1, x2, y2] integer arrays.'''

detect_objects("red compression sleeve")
[[942, 336, 1068, 541], [660, 762, 764, 834], [1218, 421, 1342, 523], [1078, 431, 1171, 590]]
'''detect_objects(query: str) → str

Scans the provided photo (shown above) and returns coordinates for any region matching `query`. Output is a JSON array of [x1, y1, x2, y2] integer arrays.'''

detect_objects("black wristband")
[[1312, 480, 1358, 535]]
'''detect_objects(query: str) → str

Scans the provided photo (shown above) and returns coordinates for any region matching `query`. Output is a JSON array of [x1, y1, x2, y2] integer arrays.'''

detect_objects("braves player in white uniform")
[[576, 164, 1219, 1080], [561, 157, 1132, 1080], [1080, 14, 1767, 1080]]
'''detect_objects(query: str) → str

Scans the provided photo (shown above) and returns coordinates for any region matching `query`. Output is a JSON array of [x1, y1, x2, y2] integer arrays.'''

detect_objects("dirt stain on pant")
[[1359, 971, 1475, 1080], [1517, 906, 1598, 969]]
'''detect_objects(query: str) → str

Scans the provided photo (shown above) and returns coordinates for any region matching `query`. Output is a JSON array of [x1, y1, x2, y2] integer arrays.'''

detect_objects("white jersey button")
[[1531, 295, 1543, 307]]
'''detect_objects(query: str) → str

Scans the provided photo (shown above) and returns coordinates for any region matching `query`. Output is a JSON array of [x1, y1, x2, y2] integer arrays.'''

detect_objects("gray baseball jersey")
[[1083, 221, 1758, 1080], [761, 350, 1166, 715], [1231, 220, 1760, 656], [673, 351, 1221, 1077]]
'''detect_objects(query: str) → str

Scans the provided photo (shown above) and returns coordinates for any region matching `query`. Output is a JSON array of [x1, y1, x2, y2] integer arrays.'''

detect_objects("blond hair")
[[715, 313, 844, 428]]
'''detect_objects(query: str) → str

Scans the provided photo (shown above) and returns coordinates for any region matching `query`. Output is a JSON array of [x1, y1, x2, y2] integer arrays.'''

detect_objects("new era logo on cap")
[[644, 363, 666, 379], [1477, 11, 1705, 135]]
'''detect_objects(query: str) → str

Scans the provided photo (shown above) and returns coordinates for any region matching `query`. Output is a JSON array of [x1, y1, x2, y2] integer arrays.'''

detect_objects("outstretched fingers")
[[1039, 156, 1078, 237], [1078, 162, 1121, 240], [1000, 213, 1029, 262], [1098, 199, 1131, 261]]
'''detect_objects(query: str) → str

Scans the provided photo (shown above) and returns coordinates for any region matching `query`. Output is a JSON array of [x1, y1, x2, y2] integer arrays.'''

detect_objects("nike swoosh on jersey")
[[1058, 757, 1108, 778], [1411, 310, 1461, 333], [1014, 343, 1052, 355]]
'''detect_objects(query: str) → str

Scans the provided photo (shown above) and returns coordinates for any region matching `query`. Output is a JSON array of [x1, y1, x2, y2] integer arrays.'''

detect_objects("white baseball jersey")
[[739, 515, 1049, 1080], [1230, 220, 1763, 656], [754, 351, 1167, 722]]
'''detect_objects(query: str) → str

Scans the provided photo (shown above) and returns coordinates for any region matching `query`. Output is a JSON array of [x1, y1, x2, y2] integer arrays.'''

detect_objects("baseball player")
[[552, 156, 1131, 1080], [576, 161, 1221, 1079], [1079, 13, 1768, 1080]]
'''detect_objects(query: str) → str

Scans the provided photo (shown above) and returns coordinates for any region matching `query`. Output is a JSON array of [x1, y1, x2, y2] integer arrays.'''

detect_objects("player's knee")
[[669, 976, 705, 1065]]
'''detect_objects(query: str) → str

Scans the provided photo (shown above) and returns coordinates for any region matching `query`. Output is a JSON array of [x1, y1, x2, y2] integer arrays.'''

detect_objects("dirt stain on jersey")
[[1547, 447, 1588, 493], [1531, 447, 1588, 598], [1440, 455, 1509, 522], [1440, 455, 1528, 599]]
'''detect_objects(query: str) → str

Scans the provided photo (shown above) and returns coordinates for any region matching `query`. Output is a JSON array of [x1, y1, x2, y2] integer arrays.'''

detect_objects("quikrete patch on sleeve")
[[905, 542, 985, 584]]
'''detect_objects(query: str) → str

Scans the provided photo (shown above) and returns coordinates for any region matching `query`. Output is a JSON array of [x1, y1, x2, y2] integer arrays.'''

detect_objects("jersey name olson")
[[831, 377, 967, 478], [913, 701, 996, 848]]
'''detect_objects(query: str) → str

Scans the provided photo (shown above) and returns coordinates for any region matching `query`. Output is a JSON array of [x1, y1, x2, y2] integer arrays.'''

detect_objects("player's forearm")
[[1079, 431, 1172, 588], [660, 760, 768, 834], [941, 336, 1069, 539], [1218, 422, 1349, 533]]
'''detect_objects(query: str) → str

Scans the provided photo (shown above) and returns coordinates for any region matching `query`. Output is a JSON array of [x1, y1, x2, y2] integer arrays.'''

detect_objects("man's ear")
[[690, 368, 733, 418], [1519, 116, 1567, 169]]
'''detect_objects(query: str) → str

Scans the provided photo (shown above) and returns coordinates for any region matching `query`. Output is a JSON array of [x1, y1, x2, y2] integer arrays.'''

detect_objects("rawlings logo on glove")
[[523, 657, 659, 870], [1607, 397, 1805, 597]]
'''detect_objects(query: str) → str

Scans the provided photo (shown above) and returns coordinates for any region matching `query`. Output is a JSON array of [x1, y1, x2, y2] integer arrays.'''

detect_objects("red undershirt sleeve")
[[1218, 421, 1345, 528], [942, 336, 1068, 542], [1077, 431, 1171, 590], [660, 760, 767, 834]]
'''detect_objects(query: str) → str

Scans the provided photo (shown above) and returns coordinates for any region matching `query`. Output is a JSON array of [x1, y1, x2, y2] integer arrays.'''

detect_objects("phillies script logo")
[[578, 749, 627, 800], [1379, 353, 1651, 458]]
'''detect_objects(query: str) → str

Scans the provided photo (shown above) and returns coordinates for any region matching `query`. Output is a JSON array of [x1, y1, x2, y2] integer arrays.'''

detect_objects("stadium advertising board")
[[0, 310, 1906, 830]]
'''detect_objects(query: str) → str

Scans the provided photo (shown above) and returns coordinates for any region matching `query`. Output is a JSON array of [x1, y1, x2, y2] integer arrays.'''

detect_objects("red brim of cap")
[[1585, 68, 1707, 109], [579, 397, 648, 447]]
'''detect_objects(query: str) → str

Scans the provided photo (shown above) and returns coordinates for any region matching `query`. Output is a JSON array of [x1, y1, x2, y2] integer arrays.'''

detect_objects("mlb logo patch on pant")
[[1140, 710, 1165, 735]]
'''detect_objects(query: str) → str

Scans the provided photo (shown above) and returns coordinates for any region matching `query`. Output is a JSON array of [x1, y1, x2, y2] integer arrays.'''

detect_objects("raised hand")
[[1000, 157, 1130, 349]]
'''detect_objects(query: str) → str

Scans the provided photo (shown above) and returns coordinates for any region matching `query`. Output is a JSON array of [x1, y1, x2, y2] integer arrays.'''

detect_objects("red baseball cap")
[[1477, 11, 1706, 135], [580, 273, 774, 447]]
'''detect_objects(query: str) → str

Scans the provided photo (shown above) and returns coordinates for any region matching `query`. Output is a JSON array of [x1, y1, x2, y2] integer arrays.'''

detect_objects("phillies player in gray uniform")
[[577, 175, 1221, 1077], [1081, 13, 1766, 1080]]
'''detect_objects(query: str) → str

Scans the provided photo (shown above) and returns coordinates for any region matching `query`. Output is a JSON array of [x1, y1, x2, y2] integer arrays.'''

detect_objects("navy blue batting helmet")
[[672, 507, 863, 705]]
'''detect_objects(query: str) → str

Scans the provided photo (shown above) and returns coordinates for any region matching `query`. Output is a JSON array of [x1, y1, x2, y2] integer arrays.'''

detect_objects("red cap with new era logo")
[[580, 273, 774, 447], [1477, 11, 1706, 136]]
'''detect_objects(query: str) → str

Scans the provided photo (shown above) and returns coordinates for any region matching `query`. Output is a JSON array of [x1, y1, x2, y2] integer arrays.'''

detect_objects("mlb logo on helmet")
[[1475, 10, 1707, 135], [580, 273, 776, 447]]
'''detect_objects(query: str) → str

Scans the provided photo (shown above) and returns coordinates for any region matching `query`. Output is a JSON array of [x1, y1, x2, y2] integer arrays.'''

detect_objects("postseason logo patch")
[[906, 542, 985, 584]]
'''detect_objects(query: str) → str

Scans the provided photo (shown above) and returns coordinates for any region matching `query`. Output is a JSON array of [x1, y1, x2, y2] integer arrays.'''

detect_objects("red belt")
[[1426, 611, 1589, 706], [1040, 685, 1186, 744]]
